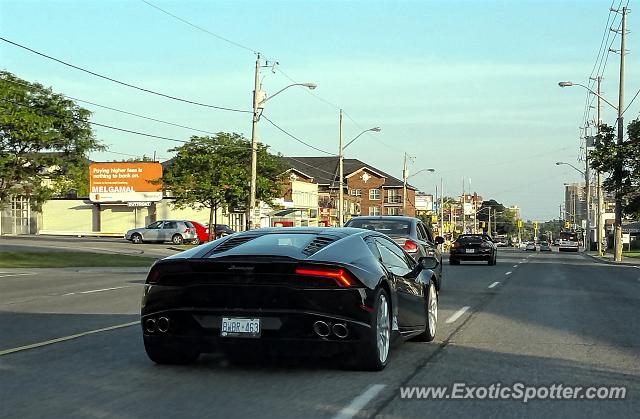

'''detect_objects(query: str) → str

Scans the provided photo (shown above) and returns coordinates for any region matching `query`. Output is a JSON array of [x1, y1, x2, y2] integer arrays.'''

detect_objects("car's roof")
[[230, 226, 382, 239], [347, 216, 417, 223]]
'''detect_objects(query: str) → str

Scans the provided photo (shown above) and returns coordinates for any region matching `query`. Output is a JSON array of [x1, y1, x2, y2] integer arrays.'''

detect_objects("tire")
[[488, 254, 496, 266], [413, 281, 437, 342], [171, 234, 184, 245], [144, 341, 200, 365], [449, 258, 459, 265], [131, 233, 143, 244], [191, 238, 200, 245], [355, 289, 391, 371]]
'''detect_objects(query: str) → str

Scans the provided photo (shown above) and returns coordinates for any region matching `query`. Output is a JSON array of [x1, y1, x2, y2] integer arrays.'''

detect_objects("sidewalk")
[[583, 250, 640, 267]]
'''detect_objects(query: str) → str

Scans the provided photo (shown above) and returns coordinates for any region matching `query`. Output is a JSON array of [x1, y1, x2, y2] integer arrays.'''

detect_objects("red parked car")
[[189, 221, 209, 244]]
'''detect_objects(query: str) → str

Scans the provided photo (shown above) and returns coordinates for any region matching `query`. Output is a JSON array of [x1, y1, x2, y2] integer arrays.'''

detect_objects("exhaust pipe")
[[157, 317, 170, 333], [332, 323, 349, 338], [144, 318, 156, 333], [313, 321, 330, 337]]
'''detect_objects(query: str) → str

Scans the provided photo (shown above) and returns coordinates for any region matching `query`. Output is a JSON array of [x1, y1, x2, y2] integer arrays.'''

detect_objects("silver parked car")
[[125, 220, 197, 245]]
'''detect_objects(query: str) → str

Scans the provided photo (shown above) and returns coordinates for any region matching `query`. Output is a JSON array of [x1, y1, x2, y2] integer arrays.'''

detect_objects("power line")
[[623, 88, 640, 115], [0, 36, 251, 113], [140, 0, 260, 55], [1, 77, 219, 135], [261, 114, 334, 155]]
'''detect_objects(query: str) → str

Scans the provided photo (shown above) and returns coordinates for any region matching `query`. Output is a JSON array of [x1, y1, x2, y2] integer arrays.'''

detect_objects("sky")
[[1, 0, 639, 221]]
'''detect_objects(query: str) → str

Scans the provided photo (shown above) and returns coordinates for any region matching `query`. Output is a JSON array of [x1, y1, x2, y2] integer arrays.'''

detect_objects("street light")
[[557, 81, 618, 111], [338, 114, 381, 226], [555, 161, 585, 177], [249, 66, 317, 229]]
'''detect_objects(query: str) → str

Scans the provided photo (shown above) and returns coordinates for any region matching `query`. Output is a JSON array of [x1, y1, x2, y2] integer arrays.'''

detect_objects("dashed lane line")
[[445, 306, 470, 324], [332, 384, 387, 419], [0, 321, 139, 356], [488, 281, 500, 289], [62, 285, 133, 296]]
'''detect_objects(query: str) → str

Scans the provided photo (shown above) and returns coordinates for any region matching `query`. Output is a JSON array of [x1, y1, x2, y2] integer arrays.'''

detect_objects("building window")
[[349, 188, 362, 197], [355, 203, 361, 215], [387, 207, 399, 216], [369, 206, 381, 216], [369, 189, 380, 200]]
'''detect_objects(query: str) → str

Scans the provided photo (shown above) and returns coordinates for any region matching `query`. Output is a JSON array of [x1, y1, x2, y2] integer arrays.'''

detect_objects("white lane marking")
[[446, 306, 470, 324], [488, 282, 500, 289], [63, 285, 133, 296], [333, 384, 387, 419], [505, 271, 512, 276], [0, 321, 139, 356], [512, 265, 518, 268], [0, 273, 36, 278]]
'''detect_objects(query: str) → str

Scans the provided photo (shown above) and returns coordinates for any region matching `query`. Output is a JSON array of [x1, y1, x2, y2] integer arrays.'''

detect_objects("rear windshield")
[[210, 233, 325, 258], [457, 235, 485, 243], [347, 219, 411, 236]]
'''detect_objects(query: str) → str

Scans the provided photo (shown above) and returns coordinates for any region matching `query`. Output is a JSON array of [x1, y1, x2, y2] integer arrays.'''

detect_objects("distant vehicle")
[[558, 231, 579, 252], [553, 239, 560, 246], [449, 234, 497, 265], [189, 221, 209, 245], [125, 220, 197, 245], [205, 224, 236, 239], [345, 216, 444, 290], [141, 227, 440, 371], [525, 242, 537, 251], [539, 241, 552, 252]]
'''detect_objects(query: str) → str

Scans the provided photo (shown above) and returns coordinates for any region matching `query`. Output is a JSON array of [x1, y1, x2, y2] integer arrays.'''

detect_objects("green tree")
[[0, 71, 103, 209], [589, 120, 640, 219], [162, 133, 284, 240], [477, 199, 517, 235]]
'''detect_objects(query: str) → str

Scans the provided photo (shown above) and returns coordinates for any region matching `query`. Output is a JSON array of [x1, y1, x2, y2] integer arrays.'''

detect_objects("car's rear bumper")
[[449, 252, 493, 261], [141, 308, 372, 355]]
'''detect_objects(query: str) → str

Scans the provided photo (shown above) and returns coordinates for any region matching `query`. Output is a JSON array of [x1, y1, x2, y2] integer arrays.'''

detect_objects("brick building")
[[281, 157, 417, 226]]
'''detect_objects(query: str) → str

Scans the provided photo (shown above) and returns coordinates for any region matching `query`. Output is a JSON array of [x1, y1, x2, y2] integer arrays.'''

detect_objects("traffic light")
[[517, 220, 523, 228], [565, 221, 571, 229], [480, 221, 486, 228]]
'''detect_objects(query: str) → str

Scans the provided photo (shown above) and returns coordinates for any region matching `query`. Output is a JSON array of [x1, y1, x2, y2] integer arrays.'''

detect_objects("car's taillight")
[[402, 239, 419, 253], [452, 241, 460, 248], [146, 268, 161, 284], [295, 267, 355, 287], [481, 242, 491, 248]]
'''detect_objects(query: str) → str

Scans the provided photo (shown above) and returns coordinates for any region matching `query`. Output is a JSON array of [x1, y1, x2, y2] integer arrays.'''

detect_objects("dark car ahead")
[[344, 216, 444, 290], [141, 227, 440, 371], [449, 234, 497, 265]]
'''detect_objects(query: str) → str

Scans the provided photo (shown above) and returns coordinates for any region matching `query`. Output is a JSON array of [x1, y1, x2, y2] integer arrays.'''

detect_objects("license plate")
[[220, 317, 260, 338], [466, 249, 475, 253]]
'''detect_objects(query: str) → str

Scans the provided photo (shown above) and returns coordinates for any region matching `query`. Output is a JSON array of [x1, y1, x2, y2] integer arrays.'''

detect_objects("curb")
[[581, 251, 639, 267]]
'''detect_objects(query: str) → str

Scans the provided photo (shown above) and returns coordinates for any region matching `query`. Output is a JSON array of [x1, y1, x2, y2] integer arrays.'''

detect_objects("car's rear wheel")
[[171, 234, 184, 245], [488, 254, 496, 265], [192, 238, 200, 245], [144, 341, 200, 365], [449, 258, 459, 265], [355, 289, 390, 371], [413, 281, 437, 342], [131, 233, 143, 244]]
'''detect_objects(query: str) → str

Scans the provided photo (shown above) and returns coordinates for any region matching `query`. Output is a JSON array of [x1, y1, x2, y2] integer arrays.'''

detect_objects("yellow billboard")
[[89, 162, 162, 203]]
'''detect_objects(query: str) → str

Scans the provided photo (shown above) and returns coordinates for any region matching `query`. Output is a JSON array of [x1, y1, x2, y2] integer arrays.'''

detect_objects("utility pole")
[[248, 54, 261, 230], [338, 109, 344, 227], [461, 177, 466, 234], [613, 6, 627, 262], [593, 75, 604, 256], [402, 152, 408, 215], [583, 126, 591, 252], [440, 177, 444, 237]]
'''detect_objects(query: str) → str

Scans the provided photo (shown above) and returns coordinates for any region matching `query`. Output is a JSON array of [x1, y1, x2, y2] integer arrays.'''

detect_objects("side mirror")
[[435, 236, 445, 245], [418, 256, 439, 270]]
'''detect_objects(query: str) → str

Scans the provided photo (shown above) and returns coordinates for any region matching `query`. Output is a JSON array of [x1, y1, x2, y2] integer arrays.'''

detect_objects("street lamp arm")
[[556, 161, 585, 177], [407, 168, 436, 179], [343, 127, 382, 150], [558, 82, 619, 112], [259, 83, 316, 106]]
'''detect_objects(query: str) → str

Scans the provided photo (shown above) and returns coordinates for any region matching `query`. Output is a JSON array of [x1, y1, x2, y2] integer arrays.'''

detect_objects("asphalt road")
[[0, 235, 183, 258], [1, 247, 639, 418]]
